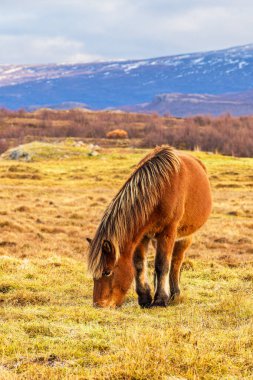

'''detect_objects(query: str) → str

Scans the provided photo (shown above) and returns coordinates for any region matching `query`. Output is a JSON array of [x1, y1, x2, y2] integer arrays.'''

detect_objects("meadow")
[[0, 141, 252, 379]]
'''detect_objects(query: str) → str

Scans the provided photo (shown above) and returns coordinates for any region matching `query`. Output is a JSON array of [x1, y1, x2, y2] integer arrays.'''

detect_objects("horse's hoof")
[[170, 292, 180, 300], [152, 297, 169, 307], [138, 294, 152, 308], [140, 302, 152, 308], [169, 292, 181, 305]]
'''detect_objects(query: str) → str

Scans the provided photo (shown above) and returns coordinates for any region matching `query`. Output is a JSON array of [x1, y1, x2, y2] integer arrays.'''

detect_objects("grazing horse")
[[87, 146, 212, 308]]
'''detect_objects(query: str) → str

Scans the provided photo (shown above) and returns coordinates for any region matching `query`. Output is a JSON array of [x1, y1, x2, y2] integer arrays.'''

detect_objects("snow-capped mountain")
[[1, 44, 253, 114]]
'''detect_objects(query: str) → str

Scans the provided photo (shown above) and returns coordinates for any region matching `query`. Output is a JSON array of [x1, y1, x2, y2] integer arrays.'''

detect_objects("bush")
[[106, 129, 128, 139], [1, 109, 253, 157], [0, 139, 9, 154]]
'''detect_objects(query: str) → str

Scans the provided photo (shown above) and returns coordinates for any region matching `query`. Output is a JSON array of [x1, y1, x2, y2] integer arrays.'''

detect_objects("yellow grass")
[[0, 143, 252, 379]]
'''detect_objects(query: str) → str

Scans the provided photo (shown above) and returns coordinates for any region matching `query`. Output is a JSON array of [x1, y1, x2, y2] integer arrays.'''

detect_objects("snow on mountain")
[[1, 44, 253, 113]]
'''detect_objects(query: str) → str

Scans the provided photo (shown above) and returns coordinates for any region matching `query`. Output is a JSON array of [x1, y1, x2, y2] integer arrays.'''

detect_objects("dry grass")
[[0, 143, 252, 379]]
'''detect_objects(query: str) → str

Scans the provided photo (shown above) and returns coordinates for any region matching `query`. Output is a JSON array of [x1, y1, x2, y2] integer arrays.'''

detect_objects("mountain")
[[127, 91, 253, 116], [1, 44, 253, 114]]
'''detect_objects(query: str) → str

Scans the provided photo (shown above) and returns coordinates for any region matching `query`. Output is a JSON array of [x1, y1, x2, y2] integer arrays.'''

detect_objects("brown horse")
[[87, 146, 212, 308]]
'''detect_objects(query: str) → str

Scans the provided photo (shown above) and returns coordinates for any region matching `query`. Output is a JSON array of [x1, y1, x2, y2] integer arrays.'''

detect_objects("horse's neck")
[[121, 224, 149, 260]]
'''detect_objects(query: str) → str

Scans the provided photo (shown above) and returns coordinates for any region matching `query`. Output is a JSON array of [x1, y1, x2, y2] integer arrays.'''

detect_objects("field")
[[0, 142, 252, 379]]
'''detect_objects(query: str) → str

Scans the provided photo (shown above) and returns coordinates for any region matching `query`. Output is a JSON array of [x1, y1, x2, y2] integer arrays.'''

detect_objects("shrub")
[[0, 139, 9, 154], [106, 129, 128, 139], [1, 109, 253, 157]]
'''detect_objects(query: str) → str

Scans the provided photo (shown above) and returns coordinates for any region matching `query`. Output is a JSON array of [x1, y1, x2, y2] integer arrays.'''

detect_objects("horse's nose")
[[93, 300, 109, 308], [93, 300, 116, 308], [93, 301, 104, 308]]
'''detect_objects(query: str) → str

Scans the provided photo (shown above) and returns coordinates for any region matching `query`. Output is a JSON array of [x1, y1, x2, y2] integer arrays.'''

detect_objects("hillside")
[[1, 44, 253, 114], [128, 91, 253, 116]]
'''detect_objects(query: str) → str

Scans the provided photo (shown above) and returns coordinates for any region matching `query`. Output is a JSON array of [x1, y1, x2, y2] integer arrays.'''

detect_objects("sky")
[[0, 0, 253, 64]]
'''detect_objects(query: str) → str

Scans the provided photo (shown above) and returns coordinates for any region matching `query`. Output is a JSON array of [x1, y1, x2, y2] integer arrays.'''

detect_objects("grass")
[[1, 140, 91, 161], [0, 142, 252, 379]]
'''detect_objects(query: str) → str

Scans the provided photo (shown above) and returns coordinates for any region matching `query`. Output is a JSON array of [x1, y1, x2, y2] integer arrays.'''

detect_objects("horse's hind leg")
[[133, 236, 152, 308], [153, 225, 177, 307], [169, 236, 192, 301]]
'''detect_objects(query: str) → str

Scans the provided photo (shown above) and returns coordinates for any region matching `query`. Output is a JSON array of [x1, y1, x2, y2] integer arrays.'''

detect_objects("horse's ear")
[[102, 240, 116, 268], [86, 237, 92, 245], [102, 240, 113, 254]]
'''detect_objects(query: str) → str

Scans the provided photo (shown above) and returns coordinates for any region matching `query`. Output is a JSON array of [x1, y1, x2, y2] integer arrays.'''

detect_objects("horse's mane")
[[88, 146, 180, 278]]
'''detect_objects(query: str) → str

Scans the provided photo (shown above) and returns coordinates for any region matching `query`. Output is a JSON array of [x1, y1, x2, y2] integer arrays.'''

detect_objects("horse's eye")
[[102, 270, 112, 277]]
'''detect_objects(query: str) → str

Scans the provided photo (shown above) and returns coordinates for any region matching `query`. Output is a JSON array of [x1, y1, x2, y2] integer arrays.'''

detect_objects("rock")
[[87, 151, 99, 157], [88, 144, 100, 150], [75, 141, 85, 147], [9, 149, 31, 161], [87, 143, 100, 157]]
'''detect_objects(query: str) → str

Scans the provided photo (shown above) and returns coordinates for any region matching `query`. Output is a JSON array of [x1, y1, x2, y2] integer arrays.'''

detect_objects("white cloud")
[[0, 35, 100, 64], [64, 53, 102, 64], [0, 0, 253, 63]]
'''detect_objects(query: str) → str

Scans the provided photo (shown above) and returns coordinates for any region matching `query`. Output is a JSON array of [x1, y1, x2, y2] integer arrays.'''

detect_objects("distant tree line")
[[0, 108, 252, 157]]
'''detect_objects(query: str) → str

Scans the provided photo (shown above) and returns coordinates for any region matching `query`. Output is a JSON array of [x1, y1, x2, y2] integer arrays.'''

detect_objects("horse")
[[87, 146, 212, 308]]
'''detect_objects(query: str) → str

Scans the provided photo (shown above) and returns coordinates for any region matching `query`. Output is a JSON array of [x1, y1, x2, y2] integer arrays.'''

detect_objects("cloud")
[[0, 35, 100, 64], [0, 0, 253, 63]]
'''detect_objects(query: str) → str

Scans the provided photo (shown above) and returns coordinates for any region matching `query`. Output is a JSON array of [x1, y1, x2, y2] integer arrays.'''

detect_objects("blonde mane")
[[88, 146, 180, 278]]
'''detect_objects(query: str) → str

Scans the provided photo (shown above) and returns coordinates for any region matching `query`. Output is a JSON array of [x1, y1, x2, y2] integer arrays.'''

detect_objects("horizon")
[[1, 42, 253, 67]]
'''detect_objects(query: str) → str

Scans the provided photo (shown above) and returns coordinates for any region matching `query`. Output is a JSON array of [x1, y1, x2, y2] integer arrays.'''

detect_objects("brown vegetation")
[[106, 129, 128, 139], [0, 108, 253, 156]]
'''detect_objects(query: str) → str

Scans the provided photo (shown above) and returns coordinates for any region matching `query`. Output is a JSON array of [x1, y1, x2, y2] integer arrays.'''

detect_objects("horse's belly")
[[177, 190, 212, 238], [177, 176, 212, 238]]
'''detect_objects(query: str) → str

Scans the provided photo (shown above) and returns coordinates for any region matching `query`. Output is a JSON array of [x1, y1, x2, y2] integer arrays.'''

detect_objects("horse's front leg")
[[153, 225, 177, 307], [133, 236, 152, 308], [170, 236, 192, 301]]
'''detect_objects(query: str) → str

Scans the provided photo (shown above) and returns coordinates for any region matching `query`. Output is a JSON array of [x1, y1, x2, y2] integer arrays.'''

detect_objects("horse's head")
[[87, 238, 134, 308]]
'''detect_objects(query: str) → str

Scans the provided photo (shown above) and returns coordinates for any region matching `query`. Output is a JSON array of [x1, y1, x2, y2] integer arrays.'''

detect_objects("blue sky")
[[1, 0, 253, 64]]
